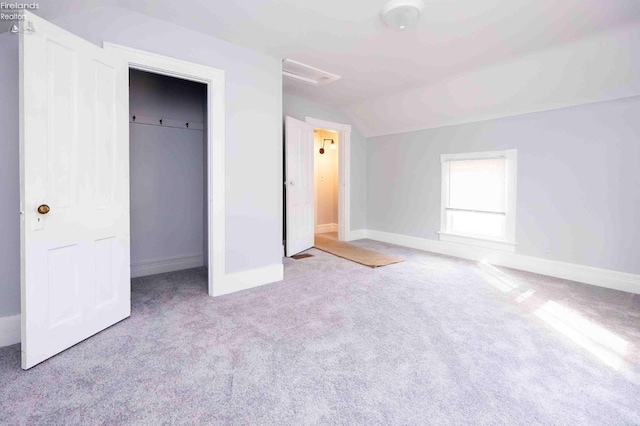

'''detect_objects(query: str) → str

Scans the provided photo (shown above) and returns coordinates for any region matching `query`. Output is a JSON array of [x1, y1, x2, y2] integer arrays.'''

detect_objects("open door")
[[284, 116, 314, 256], [19, 11, 130, 369]]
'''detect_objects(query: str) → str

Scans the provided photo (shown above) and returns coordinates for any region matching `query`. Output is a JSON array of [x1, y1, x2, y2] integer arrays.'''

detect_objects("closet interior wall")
[[129, 69, 208, 277]]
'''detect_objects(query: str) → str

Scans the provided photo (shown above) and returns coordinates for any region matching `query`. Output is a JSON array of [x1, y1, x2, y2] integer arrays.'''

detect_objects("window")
[[439, 149, 517, 252]]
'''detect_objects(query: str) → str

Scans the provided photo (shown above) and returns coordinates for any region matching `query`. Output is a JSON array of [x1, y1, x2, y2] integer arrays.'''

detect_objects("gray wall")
[[283, 92, 367, 231], [367, 96, 640, 275], [0, 7, 282, 318], [54, 7, 283, 275], [130, 69, 205, 123], [129, 70, 206, 268], [0, 34, 20, 317]]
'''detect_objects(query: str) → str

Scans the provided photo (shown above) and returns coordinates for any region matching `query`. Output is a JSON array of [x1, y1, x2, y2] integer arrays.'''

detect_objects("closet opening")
[[313, 128, 339, 241], [128, 69, 209, 293]]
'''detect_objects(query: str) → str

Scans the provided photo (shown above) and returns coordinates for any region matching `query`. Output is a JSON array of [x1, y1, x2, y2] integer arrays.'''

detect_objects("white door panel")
[[20, 11, 130, 369], [285, 116, 314, 256]]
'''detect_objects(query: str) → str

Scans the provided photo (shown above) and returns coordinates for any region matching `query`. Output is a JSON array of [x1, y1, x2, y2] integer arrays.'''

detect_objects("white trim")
[[341, 130, 351, 242], [103, 43, 225, 298], [315, 223, 338, 233], [305, 117, 351, 243], [313, 135, 318, 234], [438, 232, 516, 253], [440, 149, 517, 250], [216, 264, 284, 297], [366, 229, 640, 294], [131, 254, 204, 278], [0, 315, 21, 348], [440, 149, 512, 162]]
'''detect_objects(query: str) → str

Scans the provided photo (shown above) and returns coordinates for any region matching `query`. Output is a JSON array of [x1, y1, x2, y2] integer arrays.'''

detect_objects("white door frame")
[[304, 117, 351, 241], [104, 43, 225, 297]]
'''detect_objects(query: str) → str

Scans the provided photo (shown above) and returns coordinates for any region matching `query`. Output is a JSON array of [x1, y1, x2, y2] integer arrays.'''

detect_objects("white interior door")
[[19, 11, 130, 369], [285, 116, 314, 256]]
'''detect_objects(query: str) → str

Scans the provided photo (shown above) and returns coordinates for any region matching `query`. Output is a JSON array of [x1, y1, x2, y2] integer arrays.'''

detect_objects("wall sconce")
[[320, 139, 335, 154]]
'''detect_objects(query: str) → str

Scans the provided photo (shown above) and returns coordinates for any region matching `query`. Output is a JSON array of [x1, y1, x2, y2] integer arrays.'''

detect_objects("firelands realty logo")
[[1, 2, 39, 34]]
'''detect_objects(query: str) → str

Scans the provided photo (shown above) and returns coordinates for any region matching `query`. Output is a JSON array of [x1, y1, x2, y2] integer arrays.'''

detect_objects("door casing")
[[104, 43, 226, 297], [304, 117, 352, 241]]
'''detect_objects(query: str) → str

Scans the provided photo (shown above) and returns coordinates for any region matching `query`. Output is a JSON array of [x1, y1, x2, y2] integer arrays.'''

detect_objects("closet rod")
[[130, 114, 204, 131]]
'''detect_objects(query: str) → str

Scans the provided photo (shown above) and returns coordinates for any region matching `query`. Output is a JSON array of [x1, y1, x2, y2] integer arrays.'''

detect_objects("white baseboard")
[[315, 223, 338, 233], [366, 229, 640, 295], [0, 315, 20, 348], [215, 263, 284, 297], [131, 253, 204, 278], [345, 229, 367, 241]]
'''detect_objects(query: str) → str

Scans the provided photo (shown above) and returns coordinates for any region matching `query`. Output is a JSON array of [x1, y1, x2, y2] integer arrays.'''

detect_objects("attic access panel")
[[282, 59, 341, 86]]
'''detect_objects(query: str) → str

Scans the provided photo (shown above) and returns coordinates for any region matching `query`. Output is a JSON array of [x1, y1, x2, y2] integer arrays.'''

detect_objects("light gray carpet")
[[1, 239, 640, 425]]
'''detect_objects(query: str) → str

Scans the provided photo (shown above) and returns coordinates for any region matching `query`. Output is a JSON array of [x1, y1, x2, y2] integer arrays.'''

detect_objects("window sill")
[[437, 232, 516, 253]]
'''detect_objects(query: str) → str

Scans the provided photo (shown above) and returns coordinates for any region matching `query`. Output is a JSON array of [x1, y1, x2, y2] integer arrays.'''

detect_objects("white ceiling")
[[14, 0, 640, 106]]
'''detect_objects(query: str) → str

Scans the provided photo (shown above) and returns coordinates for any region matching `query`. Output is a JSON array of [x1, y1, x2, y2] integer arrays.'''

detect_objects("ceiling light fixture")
[[381, 0, 424, 31]]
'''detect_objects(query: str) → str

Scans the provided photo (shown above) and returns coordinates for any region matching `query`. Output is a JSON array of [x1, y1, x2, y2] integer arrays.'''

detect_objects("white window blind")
[[448, 158, 506, 213], [447, 158, 507, 240], [440, 150, 517, 251]]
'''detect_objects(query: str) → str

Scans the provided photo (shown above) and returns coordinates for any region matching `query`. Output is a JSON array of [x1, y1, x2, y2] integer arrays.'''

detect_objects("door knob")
[[37, 204, 50, 215]]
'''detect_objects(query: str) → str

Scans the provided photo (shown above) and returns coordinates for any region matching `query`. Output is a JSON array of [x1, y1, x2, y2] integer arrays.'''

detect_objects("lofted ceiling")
[[11, 0, 640, 107]]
